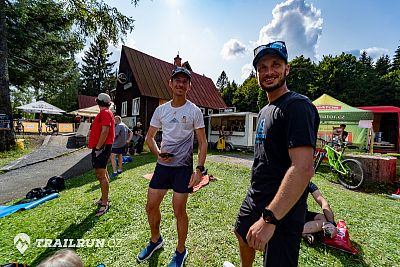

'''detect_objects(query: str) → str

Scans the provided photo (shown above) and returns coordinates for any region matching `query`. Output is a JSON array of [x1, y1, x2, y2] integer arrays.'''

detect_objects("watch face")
[[264, 215, 274, 222], [262, 209, 277, 224]]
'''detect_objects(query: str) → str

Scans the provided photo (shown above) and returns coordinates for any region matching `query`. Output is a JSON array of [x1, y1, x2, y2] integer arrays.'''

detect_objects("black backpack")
[[45, 176, 65, 191], [25, 176, 65, 200]]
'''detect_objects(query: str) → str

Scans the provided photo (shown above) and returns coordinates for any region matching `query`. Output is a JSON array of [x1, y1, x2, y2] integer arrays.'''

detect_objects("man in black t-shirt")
[[233, 41, 320, 267], [302, 182, 337, 245]]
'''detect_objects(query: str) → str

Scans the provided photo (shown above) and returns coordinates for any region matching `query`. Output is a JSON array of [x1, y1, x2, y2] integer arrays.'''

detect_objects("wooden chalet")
[[114, 46, 227, 134]]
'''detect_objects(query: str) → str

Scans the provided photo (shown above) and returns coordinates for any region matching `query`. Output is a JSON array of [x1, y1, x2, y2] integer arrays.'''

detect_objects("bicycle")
[[314, 138, 364, 190]]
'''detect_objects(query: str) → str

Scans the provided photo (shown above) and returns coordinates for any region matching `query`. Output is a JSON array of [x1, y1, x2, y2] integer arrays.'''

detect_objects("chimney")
[[174, 53, 182, 67]]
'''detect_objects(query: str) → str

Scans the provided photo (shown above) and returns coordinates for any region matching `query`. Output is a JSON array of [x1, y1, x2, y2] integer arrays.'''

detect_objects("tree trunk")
[[0, 0, 15, 151]]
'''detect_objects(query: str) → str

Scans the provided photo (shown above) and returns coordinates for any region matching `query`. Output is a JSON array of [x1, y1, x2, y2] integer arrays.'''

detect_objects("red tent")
[[358, 106, 400, 153]]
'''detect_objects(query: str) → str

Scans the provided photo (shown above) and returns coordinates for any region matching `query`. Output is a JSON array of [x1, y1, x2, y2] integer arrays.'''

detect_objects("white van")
[[207, 112, 258, 151]]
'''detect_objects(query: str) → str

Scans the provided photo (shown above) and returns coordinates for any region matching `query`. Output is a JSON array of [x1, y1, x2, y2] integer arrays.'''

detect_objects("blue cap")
[[171, 67, 191, 79], [253, 41, 288, 68]]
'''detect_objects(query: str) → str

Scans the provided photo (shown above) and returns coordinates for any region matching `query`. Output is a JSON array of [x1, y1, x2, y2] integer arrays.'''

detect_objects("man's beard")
[[260, 72, 287, 93]]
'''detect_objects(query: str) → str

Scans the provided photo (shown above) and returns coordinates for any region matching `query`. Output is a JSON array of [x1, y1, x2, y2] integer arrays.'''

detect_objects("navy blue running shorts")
[[149, 163, 193, 193]]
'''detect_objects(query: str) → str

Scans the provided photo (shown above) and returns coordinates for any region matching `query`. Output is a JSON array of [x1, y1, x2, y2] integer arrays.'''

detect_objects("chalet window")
[[122, 101, 127, 117], [208, 109, 213, 115], [200, 107, 205, 115], [132, 97, 140, 116]]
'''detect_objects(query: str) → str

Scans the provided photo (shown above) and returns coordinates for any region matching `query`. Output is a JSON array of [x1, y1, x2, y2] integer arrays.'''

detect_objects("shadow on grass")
[[60, 153, 156, 192], [147, 247, 164, 267], [308, 240, 369, 267], [83, 153, 156, 193], [29, 211, 99, 266]]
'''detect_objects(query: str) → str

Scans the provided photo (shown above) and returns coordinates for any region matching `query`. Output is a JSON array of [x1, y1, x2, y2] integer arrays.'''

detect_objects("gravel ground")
[[207, 154, 253, 168]]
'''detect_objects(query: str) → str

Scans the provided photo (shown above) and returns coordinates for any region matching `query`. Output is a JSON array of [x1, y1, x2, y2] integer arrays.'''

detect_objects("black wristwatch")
[[262, 208, 280, 226], [195, 165, 205, 172]]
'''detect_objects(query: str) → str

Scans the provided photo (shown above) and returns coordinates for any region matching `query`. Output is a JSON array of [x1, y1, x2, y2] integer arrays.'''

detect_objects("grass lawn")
[[0, 152, 399, 266], [0, 136, 45, 169]]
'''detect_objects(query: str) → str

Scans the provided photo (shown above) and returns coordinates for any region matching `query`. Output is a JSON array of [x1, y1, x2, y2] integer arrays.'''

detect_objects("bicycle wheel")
[[337, 159, 364, 190], [314, 152, 324, 172]]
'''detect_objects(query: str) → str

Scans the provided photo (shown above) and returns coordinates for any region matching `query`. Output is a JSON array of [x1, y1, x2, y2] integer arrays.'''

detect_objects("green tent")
[[313, 94, 373, 150]]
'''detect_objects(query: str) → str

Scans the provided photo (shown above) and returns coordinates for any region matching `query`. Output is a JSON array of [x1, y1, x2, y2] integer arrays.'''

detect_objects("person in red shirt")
[[88, 93, 115, 216]]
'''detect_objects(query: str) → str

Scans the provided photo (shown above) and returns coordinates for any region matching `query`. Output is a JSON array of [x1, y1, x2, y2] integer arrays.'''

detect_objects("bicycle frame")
[[323, 145, 348, 175], [315, 137, 365, 190]]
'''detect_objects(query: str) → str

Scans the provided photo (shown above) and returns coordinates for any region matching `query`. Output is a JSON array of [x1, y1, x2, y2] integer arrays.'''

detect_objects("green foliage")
[[286, 55, 319, 99], [375, 55, 391, 77], [0, 0, 138, 151], [220, 80, 237, 107], [378, 70, 400, 106], [233, 74, 260, 113], [392, 45, 400, 71], [7, 0, 83, 99], [218, 43, 400, 111], [80, 34, 117, 96]]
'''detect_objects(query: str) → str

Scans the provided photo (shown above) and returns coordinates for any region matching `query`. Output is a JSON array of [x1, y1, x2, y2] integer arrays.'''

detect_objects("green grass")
[[0, 153, 399, 266], [0, 136, 45, 169]]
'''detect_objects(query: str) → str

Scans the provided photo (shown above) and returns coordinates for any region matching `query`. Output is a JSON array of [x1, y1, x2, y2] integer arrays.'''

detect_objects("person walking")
[[232, 41, 320, 266], [87, 93, 115, 217], [137, 66, 207, 267], [110, 115, 133, 178]]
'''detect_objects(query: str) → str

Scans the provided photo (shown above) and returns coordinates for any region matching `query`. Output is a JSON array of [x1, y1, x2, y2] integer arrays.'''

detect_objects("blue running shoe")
[[137, 236, 164, 262], [110, 172, 118, 178], [168, 249, 188, 267]]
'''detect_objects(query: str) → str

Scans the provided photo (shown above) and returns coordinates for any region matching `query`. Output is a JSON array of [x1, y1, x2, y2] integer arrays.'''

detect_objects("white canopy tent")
[[16, 100, 65, 115], [68, 103, 115, 118]]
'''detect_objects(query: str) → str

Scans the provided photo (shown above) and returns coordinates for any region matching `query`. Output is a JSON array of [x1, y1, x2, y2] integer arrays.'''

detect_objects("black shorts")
[[149, 163, 193, 193], [235, 192, 305, 267], [111, 146, 126, 155], [91, 145, 112, 169], [305, 210, 319, 222]]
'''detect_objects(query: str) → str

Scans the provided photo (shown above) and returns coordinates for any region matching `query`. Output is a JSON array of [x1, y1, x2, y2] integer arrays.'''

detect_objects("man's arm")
[[188, 127, 207, 188], [268, 146, 315, 219], [126, 127, 133, 143], [145, 126, 161, 157], [96, 125, 110, 149], [311, 189, 335, 223], [195, 127, 207, 167], [246, 146, 315, 250]]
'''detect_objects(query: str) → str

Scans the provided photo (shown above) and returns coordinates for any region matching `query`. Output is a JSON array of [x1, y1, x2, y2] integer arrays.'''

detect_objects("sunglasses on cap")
[[253, 41, 288, 62], [171, 67, 191, 79]]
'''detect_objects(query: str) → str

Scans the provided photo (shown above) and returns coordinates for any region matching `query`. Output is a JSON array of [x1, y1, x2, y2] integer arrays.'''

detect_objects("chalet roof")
[[77, 95, 97, 109], [122, 46, 226, 109]]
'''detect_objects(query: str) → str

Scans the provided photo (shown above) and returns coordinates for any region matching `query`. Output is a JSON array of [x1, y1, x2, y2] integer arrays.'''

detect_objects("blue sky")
[[100, 0, 400, 84]]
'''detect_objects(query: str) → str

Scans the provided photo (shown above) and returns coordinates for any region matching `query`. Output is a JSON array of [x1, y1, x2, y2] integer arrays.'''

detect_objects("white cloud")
[[345, 47, 389, 62], [362, 47, 389, 60], [256, 0, 323, 61], [221, 39, 247, 60], [241, 63, 253, 80]]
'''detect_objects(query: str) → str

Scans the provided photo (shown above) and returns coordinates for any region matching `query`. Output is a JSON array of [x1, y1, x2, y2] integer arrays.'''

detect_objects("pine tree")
[[216, 71, 229, 91], [80, 34, 116, 96], [220, 81, 237, 107], [392, 45, 400, 71], [375, 55, 391, 76]]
